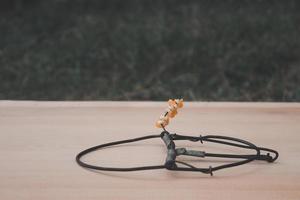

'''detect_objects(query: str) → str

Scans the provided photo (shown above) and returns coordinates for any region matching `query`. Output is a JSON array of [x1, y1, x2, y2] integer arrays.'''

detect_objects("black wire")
[[75, 131, 278, 175], [172, 134, 278, 162], [76, 134, 165, 171], [172, 134, 262, 174]]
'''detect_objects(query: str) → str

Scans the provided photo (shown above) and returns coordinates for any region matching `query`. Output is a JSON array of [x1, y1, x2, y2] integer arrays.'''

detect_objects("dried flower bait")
[[155, 99, 183, 129], [76, 99, 278, 176]]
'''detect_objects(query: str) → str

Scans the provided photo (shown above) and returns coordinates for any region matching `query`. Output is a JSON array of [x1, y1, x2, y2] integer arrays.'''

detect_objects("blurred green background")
[[0, 0, 299, 101]]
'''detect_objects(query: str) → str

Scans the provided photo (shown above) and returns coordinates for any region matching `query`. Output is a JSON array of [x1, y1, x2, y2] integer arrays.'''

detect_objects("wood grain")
[[0, 101, 299, 200]]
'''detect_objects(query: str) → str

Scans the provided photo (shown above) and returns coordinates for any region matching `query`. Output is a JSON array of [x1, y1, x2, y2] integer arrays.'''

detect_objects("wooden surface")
[[0, 101, 300, 200]]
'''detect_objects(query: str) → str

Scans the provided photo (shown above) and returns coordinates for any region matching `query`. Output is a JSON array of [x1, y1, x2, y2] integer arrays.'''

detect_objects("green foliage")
[[0, 0, 300, 101]]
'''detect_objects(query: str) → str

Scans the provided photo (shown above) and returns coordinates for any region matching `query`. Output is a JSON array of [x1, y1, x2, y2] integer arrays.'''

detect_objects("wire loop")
[[76, 131, 278, 176]]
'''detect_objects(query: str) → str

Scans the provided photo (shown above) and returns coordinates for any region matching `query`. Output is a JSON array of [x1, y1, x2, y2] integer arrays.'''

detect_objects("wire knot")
[[199, 135, 203, 143], [209, 166, 213, 176]]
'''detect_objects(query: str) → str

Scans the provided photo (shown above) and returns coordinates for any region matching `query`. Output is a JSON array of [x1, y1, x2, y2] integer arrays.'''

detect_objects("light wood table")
[[0, 101, 299, 200]]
